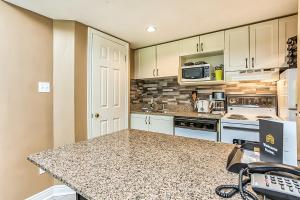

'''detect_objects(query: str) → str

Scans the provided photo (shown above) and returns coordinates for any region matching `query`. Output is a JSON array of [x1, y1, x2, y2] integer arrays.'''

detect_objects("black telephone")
[[216, 162, 300, 200]]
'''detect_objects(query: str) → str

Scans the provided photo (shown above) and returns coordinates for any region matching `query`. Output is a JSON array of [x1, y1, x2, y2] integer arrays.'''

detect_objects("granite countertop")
[[28, 129, 241, 200], [131, 110, 223, 119]]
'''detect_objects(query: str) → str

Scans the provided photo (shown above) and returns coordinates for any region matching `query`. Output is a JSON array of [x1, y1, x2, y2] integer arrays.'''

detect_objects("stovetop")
[[226, 114, 275, 121]]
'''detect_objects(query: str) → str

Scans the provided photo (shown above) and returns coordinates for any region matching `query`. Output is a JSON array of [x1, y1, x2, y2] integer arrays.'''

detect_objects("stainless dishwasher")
[[174, 116, 218, 142]]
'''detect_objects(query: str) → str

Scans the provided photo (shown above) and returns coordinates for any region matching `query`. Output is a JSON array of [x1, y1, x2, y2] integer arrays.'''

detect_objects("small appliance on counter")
[[195, 99, 211, 113], [210, 92, 226, 114]]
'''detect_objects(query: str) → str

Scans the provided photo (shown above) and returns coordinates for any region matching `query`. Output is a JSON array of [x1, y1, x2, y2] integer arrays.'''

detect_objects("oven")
[[174, 116, 218, 142], [181, 64, 211, 81], [221, 122, 260, 144]]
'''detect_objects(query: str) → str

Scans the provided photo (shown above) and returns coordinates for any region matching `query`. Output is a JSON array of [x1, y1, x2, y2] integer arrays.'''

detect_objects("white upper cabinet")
[[200, 31, 225, 53], [136, 46, 156, 79], [250, 19, 279, 69], [179, 36, 200, 56], [279, 15, 298, 67], [225, 26, 250, 71], [156, 41, 180, 77]]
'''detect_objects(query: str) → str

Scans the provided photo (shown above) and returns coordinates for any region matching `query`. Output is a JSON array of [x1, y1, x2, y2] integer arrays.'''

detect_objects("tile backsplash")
[[130, 77, 277, 110]]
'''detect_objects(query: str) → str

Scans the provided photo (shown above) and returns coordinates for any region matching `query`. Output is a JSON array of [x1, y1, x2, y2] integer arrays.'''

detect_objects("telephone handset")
[[216, 162, 300, 200]]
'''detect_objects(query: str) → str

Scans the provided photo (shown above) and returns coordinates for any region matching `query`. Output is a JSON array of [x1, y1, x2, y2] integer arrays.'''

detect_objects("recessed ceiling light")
[[146, 26, 157, 32]]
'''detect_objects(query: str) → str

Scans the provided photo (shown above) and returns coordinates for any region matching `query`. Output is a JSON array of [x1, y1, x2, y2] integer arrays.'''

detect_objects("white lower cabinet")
[[131, 114, 149, 131], [130, 114, 174, 135]]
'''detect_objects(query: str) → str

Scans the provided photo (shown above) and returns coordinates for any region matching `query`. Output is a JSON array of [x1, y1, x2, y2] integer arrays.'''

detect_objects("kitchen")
[[130, 15, 297, 148], [1, 1, 300, 200]]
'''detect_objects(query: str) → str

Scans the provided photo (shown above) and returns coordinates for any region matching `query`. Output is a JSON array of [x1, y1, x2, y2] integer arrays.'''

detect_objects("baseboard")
[[25, 185, 75, 200]]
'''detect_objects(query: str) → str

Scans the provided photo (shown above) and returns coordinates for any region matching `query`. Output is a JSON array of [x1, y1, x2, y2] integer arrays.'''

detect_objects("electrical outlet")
[[38, 82, 50, 93], [39, 168, 45, 175]]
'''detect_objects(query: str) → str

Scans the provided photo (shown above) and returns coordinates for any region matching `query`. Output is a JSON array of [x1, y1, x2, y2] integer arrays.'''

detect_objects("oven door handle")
[[222, 126, 258, 132]]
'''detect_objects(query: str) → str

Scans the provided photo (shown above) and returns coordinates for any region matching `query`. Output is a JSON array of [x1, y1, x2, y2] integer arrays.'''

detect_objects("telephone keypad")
[[251, 174, 300, 200]]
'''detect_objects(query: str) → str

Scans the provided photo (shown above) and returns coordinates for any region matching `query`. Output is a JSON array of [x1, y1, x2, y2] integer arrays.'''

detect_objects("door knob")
[[94, 113, 100, 118]]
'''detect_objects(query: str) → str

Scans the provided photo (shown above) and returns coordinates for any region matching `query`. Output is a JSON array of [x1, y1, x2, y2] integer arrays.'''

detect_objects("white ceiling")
[[5, 0, 298, 48]]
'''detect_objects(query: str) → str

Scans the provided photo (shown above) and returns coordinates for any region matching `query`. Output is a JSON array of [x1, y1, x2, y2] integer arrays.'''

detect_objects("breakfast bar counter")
[[28, 129, 240, 200]]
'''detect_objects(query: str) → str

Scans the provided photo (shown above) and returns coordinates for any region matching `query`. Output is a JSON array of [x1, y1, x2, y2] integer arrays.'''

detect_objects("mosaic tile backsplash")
[[130, 77, 277, 111]]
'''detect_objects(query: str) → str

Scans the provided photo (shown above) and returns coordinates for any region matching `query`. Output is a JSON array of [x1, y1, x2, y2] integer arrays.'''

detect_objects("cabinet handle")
[[145, 116, 148, 124], [201, 43, 204, 52], [148, 116, 151, 124], [156, 69, 159, 76], [197, 43, 199, 52], [245, 58, 248, 68], [153, 69, 155, 77], [251, 57, 254, 68]]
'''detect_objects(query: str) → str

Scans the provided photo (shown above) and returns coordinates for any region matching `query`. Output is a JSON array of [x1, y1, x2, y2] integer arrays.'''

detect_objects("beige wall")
[[53, 21, 88, 145], [0, 1, 53, 200], [53, 21, 76, 147], [75, 23, 88, 142]]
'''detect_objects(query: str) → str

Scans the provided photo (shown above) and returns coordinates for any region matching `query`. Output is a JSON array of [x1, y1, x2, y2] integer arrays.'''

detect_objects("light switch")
[[38, 82, 50, 93]]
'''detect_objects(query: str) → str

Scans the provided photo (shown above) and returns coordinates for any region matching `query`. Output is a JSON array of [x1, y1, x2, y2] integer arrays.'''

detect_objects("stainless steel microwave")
[[181, 64, 211, 81]]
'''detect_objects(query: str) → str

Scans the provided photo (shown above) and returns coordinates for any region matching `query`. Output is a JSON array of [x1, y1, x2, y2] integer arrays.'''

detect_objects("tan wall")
[[75, 23, 88, 142], [0, 2, 53, 199], [53, 21, 76, 147]]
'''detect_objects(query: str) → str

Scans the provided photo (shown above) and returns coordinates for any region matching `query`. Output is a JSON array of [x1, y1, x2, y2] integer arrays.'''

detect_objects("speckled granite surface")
[[28, 129, 241, 200], [131, 111, 223, 119]]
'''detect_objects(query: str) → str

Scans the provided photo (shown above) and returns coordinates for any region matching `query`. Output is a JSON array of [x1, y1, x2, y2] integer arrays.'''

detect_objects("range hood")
[[225, 68, 280, 82]]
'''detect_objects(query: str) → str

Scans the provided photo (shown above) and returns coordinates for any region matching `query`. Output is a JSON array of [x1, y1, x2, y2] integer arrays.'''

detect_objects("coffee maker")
[[210, 92, 226, 114]]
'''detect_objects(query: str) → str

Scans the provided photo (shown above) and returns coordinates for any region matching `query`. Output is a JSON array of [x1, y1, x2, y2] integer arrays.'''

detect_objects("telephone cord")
[[215, 168, 259, 200]]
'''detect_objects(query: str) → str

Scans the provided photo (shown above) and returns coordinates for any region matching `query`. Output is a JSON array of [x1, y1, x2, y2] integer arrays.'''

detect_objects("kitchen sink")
[[140, 109, 175, 114]]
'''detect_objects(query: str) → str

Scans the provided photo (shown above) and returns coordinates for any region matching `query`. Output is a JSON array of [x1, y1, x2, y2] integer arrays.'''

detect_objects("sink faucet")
[[149, 97, 155, 110]]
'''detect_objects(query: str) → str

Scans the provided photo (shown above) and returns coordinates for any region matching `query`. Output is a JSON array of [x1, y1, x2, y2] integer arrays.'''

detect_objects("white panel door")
[[138, 46, 156, 79], [91, 33, 126, 138], [225, 26, 250, 71], [156, 41, 180, 77], [250, 20, 279, 69], [148, 115, 174, 135], [279, 15, 297, 68], [130, 114, 148, 131], [179, 36, 200, 56], [200, 31, 225, 53]]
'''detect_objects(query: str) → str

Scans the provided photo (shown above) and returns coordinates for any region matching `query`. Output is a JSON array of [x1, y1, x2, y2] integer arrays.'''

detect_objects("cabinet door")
[[139, 46, 156, 79], [148, 115, 174, 135], [179, 36, 200, 56], [225, 26, 250, 71], [200, 31, 224, 53], [279, 15, 297, 67], [130, 114, 148, 131], [250, 20, 279, 69], [156, 41, 180, 77]]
